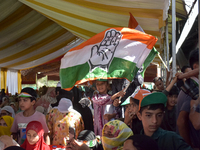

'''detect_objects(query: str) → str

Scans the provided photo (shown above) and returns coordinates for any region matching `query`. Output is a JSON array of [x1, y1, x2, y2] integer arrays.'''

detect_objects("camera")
[[177, 77, 199, 100]]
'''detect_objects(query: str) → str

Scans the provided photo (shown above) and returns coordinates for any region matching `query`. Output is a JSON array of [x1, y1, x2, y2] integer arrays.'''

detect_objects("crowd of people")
[[0, 48, 199, 150]]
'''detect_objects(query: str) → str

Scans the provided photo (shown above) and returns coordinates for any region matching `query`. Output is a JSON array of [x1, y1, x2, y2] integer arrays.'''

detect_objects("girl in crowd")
[[0, 115, 14, 136], [20, 121, 50, 150], [102, 120, 133, 150], [92, 79, 124, 136]]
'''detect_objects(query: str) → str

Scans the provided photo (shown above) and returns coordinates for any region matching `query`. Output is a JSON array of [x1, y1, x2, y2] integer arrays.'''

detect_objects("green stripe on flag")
[[60, 57, 139, 89], [141, 47, 158, 77]]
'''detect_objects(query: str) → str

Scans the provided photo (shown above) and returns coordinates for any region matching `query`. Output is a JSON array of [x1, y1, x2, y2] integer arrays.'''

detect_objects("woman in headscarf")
[[102, 120, 133, 150], [0, 115, 14, 136], [71, 87, 94, 131], [1, 106, 15, 118], [47, 97, 84, 146], [20, 121, 50, 150]]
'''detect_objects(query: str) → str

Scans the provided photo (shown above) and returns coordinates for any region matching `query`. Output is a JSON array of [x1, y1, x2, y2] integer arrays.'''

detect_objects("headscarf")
[[102, 120, 133, 150], [72, 87, 94, 131], [20, 121, 50, 150], [0, 116, 14, 136], [79, 97, 91, 108], [1, 106, 15, 118], [92, 93, 112, 135], [56, 98, 73, 113]]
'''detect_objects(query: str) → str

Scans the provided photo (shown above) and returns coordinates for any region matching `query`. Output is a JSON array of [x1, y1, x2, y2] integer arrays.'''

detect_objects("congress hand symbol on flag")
[[88, 29, 122, 72]]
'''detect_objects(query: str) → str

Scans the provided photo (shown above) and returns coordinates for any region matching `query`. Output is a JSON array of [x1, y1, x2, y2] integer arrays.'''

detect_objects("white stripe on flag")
[[60, 39, 151, 69]]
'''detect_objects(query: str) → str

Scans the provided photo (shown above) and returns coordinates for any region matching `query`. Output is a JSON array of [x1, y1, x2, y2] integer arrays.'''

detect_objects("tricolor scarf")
[[92, 93, 112, 136], [102, 120, 133, 150]]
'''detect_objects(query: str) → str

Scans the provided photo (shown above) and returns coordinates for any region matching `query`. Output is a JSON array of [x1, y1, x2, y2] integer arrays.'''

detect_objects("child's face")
[[96, 81, 108, 94], [155, 80, 164, 91], [123, 139, 137, 150], [167, 95, 177, 107], [0, 118, 7, 126], [19, 97, 35, 111], [137, 108, 164, 137], [125, 100, 139, 119], [27, 129, 40, 145], [103, 125, 114, 138]]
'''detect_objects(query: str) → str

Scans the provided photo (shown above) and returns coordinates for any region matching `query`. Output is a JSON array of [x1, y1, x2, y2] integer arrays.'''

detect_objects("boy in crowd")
[[161, 85, 179, 132], [137, 92, 192, 150], [121, 89, 151, 134], [11, 87, 50, 145]]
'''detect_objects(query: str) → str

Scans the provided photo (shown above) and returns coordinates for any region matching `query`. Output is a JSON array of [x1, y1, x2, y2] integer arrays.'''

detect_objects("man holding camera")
[[176, 48, 200, 149]]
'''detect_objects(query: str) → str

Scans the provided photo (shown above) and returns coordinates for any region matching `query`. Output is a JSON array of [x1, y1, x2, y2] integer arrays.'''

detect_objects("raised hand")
[[88, 29, 122, 72]]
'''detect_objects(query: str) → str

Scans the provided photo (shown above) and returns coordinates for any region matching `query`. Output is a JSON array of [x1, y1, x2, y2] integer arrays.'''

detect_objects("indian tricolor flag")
[[128, 13, 144, 33], [128, 13, 158, 77], [60, 27, 157, 91]]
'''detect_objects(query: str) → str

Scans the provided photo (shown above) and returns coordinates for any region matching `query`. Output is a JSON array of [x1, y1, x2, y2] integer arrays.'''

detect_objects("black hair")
[[181, 65, 191, 73], [55, 87, 61, 94], [77, 130, 103, 150], [126, 135, 159, 150], [139, 103, 165, 114], [189, 48, 199, 69], [130, 97, 139, 105], [168, 85, 179, 96], [51, 89, 73, 107], [153, 77, 163, 83], [21, 87, 37, 102]]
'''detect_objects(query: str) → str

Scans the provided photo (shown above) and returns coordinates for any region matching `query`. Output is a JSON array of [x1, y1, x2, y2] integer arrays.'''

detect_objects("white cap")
[[57, 81, 61, 87], [58, 98, 73, 113]]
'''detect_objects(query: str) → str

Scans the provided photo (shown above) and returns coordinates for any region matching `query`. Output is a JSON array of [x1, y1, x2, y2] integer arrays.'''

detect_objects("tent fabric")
[[0, 0, 189, 70], [19, 0, 169, 41], [0, 0, 78, 70]]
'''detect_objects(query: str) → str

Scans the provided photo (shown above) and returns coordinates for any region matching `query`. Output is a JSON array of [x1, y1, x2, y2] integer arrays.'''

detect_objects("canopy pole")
[[172, 0, 176, 77], [166, 19, 170, 69]]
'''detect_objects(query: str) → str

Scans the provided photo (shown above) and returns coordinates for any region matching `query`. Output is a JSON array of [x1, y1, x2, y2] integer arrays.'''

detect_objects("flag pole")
[[158, 53, 169, 72], [172, 0, 176, 77]]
